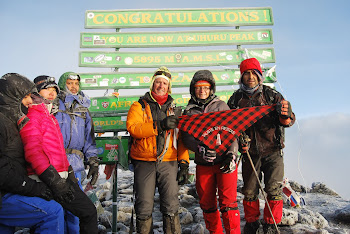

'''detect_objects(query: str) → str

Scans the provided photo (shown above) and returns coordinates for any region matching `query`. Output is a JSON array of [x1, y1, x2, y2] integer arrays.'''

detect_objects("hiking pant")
[[0, 193, 65, 233], [242, 150, 284, 223], [64, 171, 83, 234], [196, 164, 241, 233], [60, 180, 98, 234], [133, 160, 179, 220]]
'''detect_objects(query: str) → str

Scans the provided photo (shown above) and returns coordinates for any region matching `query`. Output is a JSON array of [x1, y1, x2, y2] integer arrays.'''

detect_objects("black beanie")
[[34, 75, 60, 93]]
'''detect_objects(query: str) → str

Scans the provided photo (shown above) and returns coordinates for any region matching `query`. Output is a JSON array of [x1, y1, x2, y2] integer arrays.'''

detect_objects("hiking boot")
[[263, 223, 278, 234], [243, 220, 260, 234]]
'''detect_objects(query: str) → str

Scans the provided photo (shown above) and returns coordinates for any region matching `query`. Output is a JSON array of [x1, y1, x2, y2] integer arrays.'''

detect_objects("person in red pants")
[[227, 58, 295, 233], [182, 70, 241, 233]]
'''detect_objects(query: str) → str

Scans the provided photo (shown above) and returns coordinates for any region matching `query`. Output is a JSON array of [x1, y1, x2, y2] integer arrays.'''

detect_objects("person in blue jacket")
[[54, 72, 99, 187]]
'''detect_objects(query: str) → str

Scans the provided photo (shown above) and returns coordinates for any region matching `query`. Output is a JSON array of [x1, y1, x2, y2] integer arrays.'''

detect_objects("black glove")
[[160, 116, 179, 130], [276, 100, 292, 119], [31, 181, 54, 201], [39, 165, 75, 204], [198, 143, 216, 162], [67, 165, 78, 184], [220, 152, 236, 174], [87, 157, 99, 185], [177, 160, 189, 185]]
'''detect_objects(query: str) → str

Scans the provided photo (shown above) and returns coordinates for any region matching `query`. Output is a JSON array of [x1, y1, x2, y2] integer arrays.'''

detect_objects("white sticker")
[[124, 57, 133, 65], [130, 81, 139, 86]]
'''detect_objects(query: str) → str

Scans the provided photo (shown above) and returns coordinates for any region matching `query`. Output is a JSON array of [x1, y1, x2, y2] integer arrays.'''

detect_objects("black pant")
[[59, 180, 98, 234]]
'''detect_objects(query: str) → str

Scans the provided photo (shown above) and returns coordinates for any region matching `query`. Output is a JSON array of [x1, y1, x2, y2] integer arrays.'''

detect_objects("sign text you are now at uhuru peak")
[[80, 29, 273, 48], [85, 7, 273, 28]]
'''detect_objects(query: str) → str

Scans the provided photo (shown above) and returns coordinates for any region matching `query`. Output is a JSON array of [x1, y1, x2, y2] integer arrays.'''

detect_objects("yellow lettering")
[[182, 56, 190, 63], [248, 33, 254, 40], [238, 12, 249, 22], [164, 13, 176, 23], [165, 56, 174, 63], [226, 12, 238, 22], [93, 14, 104, 24], [209, 12, 219, 22], [176, 13, 186, 23], [118, 13, 128, 24], [126, 37, 134, 43], [192, 55, 203, 62], [154, 13, 165, 23], [129, 13, 140, 24], [141, 13, 152, 23], [105, 14, 117, 24], [110, 102, 117, 109], [250, 11, 259, 22], [164, 36, 174, 42], [198, 12, 209, 22], [177, 36, 184, 42], [187, 12, 197, 23], [150, 36, 157, 43]]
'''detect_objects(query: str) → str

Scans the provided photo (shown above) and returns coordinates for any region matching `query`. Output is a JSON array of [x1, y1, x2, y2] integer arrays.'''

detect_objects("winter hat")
[[194, 80, 211, 88], [239, 58, 264, 84], [58, 72, 81, 93], [190, 70, 216, 98], [34, 75, 60, 93], [150, 66, 172, 94]]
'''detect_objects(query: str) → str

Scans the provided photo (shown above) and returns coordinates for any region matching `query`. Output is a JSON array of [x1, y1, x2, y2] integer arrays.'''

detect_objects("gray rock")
[[335, 204, 350, 223]]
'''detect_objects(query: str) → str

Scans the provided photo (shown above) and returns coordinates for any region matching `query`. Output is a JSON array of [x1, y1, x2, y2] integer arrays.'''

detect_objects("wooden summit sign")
[[85, 7, 273, 28]]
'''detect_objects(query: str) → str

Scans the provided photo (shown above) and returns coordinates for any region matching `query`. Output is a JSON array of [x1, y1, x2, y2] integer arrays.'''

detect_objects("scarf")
[[151, 91, 168, 106]]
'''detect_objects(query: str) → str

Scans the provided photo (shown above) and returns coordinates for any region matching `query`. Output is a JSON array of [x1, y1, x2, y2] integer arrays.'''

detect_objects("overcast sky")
[[1, 1, 349, 198]]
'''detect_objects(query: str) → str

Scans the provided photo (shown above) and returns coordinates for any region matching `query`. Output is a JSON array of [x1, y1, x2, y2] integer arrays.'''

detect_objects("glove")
[[31, 181, 53, 201], [276, 100, 292, 119], [39, 165, 75, 204], [67, 165, 78, 184], [239, 133, 251, 154], [160, 116, 179, 130], [87, 157, 99, 185], [220, 152, 236, 174], [198, 143, 216, 162], [177, 160, 189, 185]]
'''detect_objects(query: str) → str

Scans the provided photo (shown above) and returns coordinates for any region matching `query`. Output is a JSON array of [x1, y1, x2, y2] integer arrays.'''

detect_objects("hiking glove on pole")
[[276, 100, 292, 119]]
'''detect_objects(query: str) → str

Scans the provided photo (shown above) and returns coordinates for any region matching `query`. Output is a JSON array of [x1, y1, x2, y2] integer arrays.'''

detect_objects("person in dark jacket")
[[182, 70, 241, 233], [0, 73, 65, 233], [127, 66, 189, 234], [227, 58, 295, 234]]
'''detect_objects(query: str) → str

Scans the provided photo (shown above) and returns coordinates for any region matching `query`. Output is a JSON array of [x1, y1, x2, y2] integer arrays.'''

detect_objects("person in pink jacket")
[[19, 78, 98, 234]]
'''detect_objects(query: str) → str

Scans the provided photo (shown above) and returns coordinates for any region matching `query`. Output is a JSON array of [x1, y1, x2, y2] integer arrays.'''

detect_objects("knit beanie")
[[239, 58, 264, 84], [194, 80, 211, 88], [149, 66, 172, 94], [34, 75, 60, 93]]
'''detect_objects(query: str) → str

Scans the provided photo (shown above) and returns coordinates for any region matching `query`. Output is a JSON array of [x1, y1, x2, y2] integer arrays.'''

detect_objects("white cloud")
[[284, 113, 350, 199]]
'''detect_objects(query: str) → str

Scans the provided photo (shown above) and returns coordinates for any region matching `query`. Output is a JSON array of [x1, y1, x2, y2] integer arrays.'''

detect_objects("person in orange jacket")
[[127, 66, 189, 234]]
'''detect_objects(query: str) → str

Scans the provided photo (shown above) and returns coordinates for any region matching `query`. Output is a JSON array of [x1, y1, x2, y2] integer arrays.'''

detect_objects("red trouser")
[[196, 164, 241, 234], [243, 199, 283, 224]]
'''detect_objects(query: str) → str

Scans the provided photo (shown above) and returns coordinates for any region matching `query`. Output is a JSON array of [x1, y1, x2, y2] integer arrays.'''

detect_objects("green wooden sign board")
[[96, 137, 129, 164], [80, 29, 273, 48], [80, 68, 276, 90], [93, 115, 127, 132], [79, 48, 275, 68], [89, 90, 234, 114], [85, 7, 273, 28]]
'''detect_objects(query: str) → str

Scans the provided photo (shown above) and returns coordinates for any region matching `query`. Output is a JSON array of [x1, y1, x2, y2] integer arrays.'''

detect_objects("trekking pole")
[[240, 133, 280, 234]]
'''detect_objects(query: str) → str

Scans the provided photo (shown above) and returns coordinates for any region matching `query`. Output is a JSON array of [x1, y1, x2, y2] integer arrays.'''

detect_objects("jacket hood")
[[189, 70, 216, 104], [58, 72, 81, 94], [0, 73, 37, 127]]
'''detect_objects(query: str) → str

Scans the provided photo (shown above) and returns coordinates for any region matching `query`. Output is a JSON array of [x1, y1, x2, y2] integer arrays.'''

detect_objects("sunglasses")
[[154, 71, 171, 79]]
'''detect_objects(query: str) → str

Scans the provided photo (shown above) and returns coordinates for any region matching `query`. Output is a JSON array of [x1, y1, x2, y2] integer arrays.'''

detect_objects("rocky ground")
[[92, 165, 350, 234]]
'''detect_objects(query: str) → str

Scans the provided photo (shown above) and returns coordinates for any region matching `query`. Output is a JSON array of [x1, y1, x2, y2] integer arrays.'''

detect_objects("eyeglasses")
[[195, 87, 210, 91], [154, 71, 171, 79]]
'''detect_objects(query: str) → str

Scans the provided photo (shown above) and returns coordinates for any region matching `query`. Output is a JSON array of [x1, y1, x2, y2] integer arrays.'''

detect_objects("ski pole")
[[241, 133, 280, 234]]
